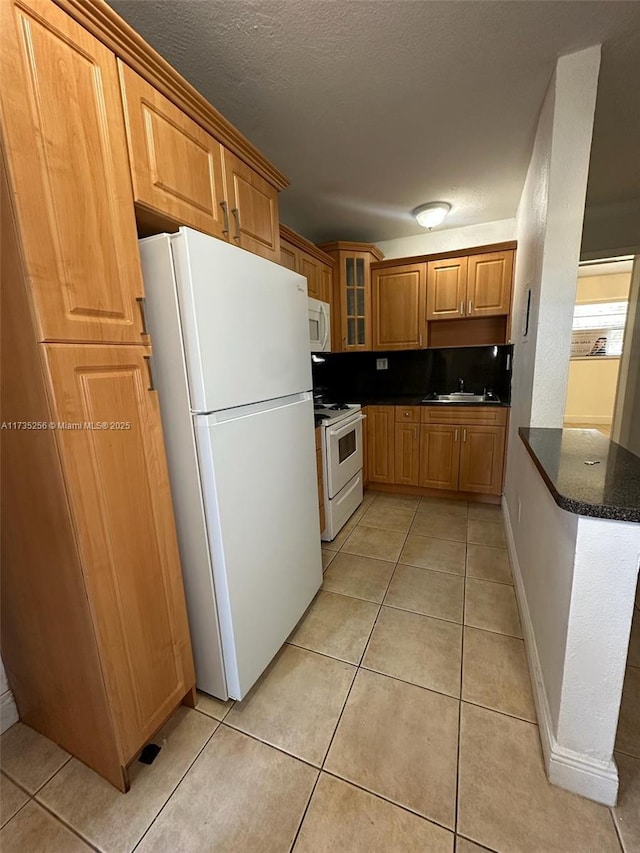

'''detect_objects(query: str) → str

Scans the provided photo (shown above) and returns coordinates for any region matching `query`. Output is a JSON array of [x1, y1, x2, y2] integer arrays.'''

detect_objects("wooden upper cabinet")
[[0, 0, 147, 344], [458, 425, 505, 495], [321, 265, 332, 304], [367, 406, 395, 484], [279, 239, 299, 272], [223, 149, 280, 261], [372, 263, 426, 350], [419, 424, 460, 491], [467, 251, 513, 316], [319, 243, 384, 352], [118, 63, 228, 240], [427, 258, 467, 320], [42, 344, 194, 762], [300, 254, 323, 300]]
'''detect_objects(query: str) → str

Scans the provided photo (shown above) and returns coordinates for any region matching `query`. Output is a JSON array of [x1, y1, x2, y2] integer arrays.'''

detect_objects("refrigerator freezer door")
[[194, 394, 322, 699], [172, 227, 312, 413]]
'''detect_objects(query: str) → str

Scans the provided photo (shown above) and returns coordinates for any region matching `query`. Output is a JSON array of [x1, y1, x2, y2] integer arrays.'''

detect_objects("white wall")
[[376, 218, 516, 259], [0, 657, 18, 733], [506, 45, 601, 519]]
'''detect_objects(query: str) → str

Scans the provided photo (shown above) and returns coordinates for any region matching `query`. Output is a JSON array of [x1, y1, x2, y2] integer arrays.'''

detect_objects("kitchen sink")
[[422, 393, 501, 404]]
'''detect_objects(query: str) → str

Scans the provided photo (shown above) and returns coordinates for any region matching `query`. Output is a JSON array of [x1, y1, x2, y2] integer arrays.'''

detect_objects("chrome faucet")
[[458, 378, 464, 393]]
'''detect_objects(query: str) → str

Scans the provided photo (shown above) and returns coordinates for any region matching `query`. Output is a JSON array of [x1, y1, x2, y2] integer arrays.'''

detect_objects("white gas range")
[[314, 402, 365, 541]]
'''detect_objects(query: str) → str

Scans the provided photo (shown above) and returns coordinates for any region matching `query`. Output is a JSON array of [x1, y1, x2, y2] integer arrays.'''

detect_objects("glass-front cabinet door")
[[317, 242, 384, 353], [345, 256, 367, 348]]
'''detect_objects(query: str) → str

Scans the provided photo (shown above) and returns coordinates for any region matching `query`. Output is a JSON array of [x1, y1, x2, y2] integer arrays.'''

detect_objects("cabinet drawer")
[[395, 406, 421, 423], [420, 406, 508, 426]]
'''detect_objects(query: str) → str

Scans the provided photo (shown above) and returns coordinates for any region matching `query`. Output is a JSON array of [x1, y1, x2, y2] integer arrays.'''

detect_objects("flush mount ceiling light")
[[413, 202, 451, 230]]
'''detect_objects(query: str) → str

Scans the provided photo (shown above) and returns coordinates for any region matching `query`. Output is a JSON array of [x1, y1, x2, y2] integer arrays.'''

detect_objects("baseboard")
[[563, 416, 611, 425], [0, 690, 19, 734], [501, 499, 619, 806]]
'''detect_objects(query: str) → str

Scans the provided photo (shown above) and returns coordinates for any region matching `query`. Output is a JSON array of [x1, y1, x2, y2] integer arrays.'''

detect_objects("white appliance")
[[314, 403, 365, 540], [308, 297, 331, 352], [138, 227, 322, 701]]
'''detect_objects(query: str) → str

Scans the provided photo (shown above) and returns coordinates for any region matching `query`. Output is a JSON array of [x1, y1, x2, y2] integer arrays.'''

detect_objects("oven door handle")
[[327, 413, 366, 438]]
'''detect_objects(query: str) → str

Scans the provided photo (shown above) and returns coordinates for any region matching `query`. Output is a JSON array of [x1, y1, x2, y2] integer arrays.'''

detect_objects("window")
[[570, 301, 627, 357]]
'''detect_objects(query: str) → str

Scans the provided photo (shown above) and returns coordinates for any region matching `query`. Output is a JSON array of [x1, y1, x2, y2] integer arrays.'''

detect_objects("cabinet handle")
[[231, 207, 241, 241], [220, 200, 230, 235], [143, 355, 156, 392], [455, 428, 459, 442], [460, 301, 464, 316], [468, 300, 473, 315], [136, 297, 149, 336], [463, 428, 467, 442]]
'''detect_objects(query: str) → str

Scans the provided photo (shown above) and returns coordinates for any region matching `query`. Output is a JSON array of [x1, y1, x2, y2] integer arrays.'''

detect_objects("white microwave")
[[308, 297, 331, 352]]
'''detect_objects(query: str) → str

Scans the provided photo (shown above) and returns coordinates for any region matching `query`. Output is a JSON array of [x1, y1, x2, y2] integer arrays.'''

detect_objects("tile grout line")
[[130, 721, 223, 852], [608, 803, 626, 853], [287, 499, 418, 849], [453, 514, 469, 837], [320, 767, 456, 836], [27, 796, 102, 852]]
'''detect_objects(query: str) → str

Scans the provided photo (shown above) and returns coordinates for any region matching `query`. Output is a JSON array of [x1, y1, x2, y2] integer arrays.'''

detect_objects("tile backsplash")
[[312, 345, 513, 403]]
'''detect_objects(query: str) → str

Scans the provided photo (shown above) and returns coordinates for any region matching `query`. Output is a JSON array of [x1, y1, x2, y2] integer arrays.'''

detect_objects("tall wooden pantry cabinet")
[[0, 0, 195, 791]]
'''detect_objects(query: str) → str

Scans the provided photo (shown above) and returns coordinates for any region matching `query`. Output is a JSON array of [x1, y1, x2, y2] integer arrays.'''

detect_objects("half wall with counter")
[[503, 427, 640, 805]]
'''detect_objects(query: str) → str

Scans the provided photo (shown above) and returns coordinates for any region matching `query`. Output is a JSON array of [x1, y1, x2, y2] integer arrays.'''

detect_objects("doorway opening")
[[563, 256, 635, 437]]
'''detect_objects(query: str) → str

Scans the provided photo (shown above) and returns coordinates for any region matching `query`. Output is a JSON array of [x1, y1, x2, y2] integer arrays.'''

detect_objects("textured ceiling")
[[109, 0, 640, 244]]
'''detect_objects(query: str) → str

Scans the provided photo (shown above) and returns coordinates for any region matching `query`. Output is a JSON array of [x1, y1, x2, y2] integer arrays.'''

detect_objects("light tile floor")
[[1, 488, 638, 852]]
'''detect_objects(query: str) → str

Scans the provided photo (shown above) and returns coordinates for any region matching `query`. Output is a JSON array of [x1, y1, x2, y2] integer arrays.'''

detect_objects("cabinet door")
[[395, 423, 420, 487], [341, 252, 372, 351], [419, 424, 460, 490], [367, 406, 395, 483], [458, 425, 505, 495], [300, 254, 323, 299], [467, 251, 513, 316], [43, 344, 195, 761], [280, 239, 299, 272], [118, 63, 228, 241], [321, 264, 332, 304], [372, 263, 427, 350], [0, 0, 146, 344], [426, 258, 468, 320], [223, 149, 280, 260]]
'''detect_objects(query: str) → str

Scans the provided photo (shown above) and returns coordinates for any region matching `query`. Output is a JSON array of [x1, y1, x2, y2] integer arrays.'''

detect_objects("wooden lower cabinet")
[[395, 422, 420, 486], [458, 425, 505, 494], [366, 405, 506, 496], [367, 406, 395, 484], [419, 424, 460, 491], [42, 344, 195, 766]]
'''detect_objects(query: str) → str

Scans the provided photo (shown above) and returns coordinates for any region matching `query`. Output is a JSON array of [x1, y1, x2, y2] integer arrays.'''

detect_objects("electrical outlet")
[[376, 358, 388, 370], [517, 497, 522, 523]]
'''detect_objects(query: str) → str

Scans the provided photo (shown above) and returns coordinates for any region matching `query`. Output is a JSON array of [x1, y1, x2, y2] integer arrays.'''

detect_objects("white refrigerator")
[[138, 227, 322, 701]]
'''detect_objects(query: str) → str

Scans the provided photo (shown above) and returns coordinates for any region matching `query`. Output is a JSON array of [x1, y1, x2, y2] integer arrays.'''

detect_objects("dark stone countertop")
[[519, 427, 640, 523], [356, 395, 510, 408]]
